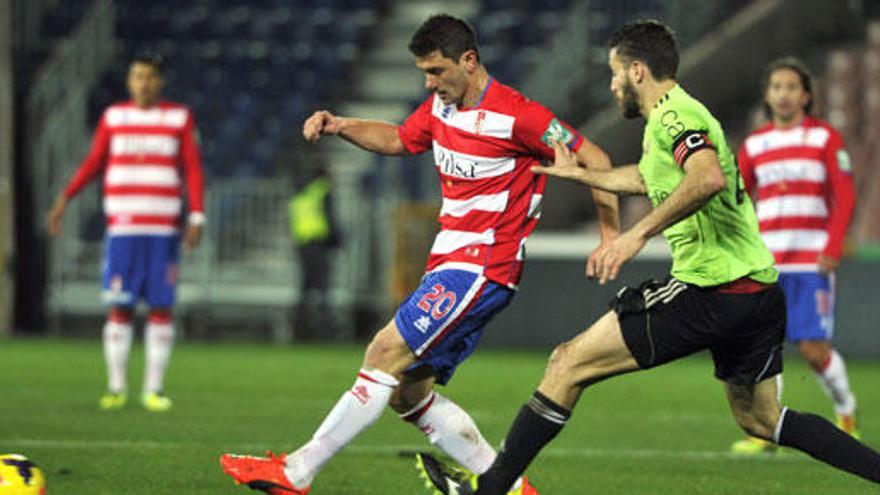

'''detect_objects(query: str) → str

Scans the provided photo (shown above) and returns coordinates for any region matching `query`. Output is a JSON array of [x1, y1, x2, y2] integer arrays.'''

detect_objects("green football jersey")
[[638, 85, 777, 286]]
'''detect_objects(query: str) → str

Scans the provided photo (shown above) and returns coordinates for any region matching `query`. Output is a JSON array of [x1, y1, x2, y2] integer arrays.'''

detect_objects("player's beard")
[[620, 77, 641, 119]]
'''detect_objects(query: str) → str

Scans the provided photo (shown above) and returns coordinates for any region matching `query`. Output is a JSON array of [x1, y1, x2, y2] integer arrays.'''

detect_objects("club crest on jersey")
[[541, 118, 574, 147]]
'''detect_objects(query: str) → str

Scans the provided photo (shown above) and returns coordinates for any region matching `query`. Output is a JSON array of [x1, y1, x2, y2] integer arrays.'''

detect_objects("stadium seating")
[[87, 0, 386, 178], [40, 0, 94, 39]]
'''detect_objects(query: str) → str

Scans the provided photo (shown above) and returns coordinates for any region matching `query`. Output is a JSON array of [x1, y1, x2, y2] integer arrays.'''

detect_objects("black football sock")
[[777, 408, 880, 483], [477, 391, 571, 495]]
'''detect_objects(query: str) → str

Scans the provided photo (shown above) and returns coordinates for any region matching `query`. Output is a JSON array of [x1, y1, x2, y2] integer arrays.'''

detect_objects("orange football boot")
[[518, 476, 540, 495], [220, 451, 310, 495]]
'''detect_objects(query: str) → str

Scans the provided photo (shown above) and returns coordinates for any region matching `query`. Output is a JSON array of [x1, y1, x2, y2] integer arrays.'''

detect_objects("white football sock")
[[815, 350, 857, 416], [144, 319, 174, 395], [401, 392, 497, 474], [284, 368, 399, 488], [103, 319, 133, 393]]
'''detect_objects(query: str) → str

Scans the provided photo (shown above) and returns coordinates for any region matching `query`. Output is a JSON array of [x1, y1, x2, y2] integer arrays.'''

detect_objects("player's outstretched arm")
[[574, 138, 621, 237], [589, 148, 725, 284], [629, 148, 725, 239], [571, 138, 622, 278], [533, 139, 647, 194], [303, 110, 408, 156]]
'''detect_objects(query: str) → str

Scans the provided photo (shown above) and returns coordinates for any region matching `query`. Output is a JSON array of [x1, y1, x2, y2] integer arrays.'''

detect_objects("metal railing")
[[28, 0, 115, 227], [45, 176, 388, 341]]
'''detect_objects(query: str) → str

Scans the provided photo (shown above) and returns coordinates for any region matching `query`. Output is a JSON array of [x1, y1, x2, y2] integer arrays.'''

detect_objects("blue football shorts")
[[778, 272, 835, 342], [102, 235, 180, 308], [395, 269, 514, 385]]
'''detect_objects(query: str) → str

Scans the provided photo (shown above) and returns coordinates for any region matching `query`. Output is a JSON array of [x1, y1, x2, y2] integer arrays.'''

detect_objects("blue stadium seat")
[[85, 0, 384, 176]]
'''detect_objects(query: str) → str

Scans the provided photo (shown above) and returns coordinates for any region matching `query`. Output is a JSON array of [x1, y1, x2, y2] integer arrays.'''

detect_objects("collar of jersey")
[[458, 76, 494, 111], [652, 84, 681, 109], [648, 84, 683, 121]]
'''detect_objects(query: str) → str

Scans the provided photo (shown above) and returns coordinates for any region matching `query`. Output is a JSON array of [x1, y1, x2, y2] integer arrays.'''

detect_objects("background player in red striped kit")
[[733, 57, 859, 453], [220, 14, 619, 495], [47, 54, 205, 413]]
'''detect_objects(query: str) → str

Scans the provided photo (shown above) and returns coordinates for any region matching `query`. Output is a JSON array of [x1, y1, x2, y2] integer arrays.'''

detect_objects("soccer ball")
[[0, 454, 46, 495]]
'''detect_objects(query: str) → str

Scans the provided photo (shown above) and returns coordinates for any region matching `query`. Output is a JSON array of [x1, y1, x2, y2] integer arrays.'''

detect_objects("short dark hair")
[[408, 14, 480, 62], [608, 20, 678, 81], [762, 56, 814, 117], [131, 52, 164, 74]]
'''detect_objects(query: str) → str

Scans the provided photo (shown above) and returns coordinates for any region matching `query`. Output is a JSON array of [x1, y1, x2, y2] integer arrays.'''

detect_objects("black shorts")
[[611, 277, 786, 385]]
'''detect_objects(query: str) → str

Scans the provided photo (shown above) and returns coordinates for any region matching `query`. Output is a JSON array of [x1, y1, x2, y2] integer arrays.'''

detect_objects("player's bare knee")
[[109, 307, 133, 322], [363, 323, 415, 376], [545, 341, 593, 387], [364, 329, 397, 366], [798, 341, 830, 369], [804, 353, 829, 373], [545, 342, 573, 376]]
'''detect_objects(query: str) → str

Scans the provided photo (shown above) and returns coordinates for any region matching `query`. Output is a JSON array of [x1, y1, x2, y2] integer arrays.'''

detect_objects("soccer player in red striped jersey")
[[47, 54, 205, 413], [220, 14, 619, 495], [733, 57, 859, 453]]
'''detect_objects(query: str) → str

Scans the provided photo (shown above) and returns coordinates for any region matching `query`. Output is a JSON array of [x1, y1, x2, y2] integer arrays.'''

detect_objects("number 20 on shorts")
[[418, 284, 457, 320]]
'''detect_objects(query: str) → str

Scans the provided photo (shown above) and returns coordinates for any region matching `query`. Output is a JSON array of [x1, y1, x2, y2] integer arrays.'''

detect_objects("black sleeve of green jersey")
[[672, 130, 716, 167]]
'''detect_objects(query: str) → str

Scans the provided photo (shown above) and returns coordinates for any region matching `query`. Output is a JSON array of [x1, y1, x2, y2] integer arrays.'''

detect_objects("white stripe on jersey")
[[754, 159, 827, 186], [111, 134, 180, 157], [431, 98, 515, 139], [104, 195, 182, 216], [430, 229, 496, 255], [528, 194, 543, 219], [777, 263, 820, 272], [105, 165, 181, 187], [433, 141, 515, 180], [744, 126, 830, 156], [440, 192, 509, 217], [761, 229, 828, 252], [428, 262, 485, 275], [516, 238, 527, 261], [108, 225, 178, 236], [756, 195, 828, 220], [105, 107, 188, 128]]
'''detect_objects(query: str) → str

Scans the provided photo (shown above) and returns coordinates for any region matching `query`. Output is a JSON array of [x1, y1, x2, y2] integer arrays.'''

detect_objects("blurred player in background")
[[220, 14, 619, 495], [732, 57, 859, 454], [418, 21, 880, 494], [47, 53, 205, 413]]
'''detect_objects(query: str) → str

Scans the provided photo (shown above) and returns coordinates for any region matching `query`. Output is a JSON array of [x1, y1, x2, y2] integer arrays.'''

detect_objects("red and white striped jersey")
[[398, 78, 584, 288], [63, 101, 204, 236], [738, 117, 855, 272]]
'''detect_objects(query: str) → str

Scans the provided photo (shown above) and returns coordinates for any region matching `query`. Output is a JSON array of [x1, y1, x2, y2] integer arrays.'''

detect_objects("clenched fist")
[[303, 110, 343, 143]]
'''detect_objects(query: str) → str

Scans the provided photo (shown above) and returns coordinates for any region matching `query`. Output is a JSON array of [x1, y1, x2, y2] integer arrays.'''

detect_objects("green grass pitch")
[[0, 338, 877, 494]]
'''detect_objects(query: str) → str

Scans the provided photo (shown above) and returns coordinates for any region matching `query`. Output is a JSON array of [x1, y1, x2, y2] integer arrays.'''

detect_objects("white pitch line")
[[3, 438, 811, 463]]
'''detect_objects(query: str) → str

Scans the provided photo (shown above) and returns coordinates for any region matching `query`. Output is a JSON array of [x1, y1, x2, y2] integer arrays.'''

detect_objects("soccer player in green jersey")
[[418, 20, 880, 494]]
